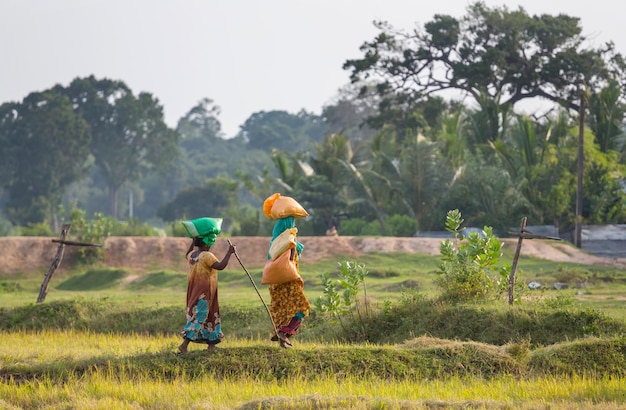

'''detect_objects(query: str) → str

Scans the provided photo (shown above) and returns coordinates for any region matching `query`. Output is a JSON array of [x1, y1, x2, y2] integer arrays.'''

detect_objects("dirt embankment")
[[2, 236, 626, 275]]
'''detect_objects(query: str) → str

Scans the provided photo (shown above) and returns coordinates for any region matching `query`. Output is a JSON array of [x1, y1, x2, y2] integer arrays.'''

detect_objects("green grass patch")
[[56, 268, 130, 291], [125, 270, 187, 290], [0, 281, 22, 293]]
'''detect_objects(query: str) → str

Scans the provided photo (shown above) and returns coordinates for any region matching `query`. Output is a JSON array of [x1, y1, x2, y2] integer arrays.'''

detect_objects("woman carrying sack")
[[178, 217, 235, 353], [262, 194, 311, 348]]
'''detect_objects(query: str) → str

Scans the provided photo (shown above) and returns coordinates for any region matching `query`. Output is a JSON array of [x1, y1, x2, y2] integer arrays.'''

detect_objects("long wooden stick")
[[227, 239, 278, 335]]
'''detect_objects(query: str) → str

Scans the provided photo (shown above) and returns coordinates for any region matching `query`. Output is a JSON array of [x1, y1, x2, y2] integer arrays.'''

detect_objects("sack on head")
[[263, 193, 308, 219], [181, 217, 223, 246]]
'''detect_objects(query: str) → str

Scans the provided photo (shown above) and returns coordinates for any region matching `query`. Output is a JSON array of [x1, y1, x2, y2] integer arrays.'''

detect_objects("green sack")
[[181, 217, 223, 246]]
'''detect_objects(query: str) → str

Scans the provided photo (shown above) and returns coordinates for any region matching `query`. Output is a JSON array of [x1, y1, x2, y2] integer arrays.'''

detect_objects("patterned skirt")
[[181, 294, 223, 345], [268, 278, 310, 330]]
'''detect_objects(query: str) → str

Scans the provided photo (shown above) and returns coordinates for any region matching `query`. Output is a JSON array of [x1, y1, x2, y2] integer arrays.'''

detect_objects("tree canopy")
[[0, 90, 91, 227], [344, 1, 626, 141], [56, 76, 179, 218], [238, 110, 328, 152]]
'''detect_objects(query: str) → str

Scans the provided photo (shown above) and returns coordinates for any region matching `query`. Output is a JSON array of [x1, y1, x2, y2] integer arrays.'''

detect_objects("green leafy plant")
[[20, 221, 53, 236], [315, 260, 370, 337], [67, 208, 114, 263], [435, 209, 511, 302], [386, 214, 418, 237]]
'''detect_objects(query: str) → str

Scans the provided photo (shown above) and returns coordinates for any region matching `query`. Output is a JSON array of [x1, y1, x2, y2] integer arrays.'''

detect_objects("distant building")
[[561, 225, 626, 258]]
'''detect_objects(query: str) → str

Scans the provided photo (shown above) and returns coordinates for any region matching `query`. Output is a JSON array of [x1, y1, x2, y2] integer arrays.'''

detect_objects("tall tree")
[[156, 175, 240, 225], [293, 174, 345, 234], [312, 134, 389, 234], [398, 135, 452, 230], [56, 76, 179, 218], [492, 114, 570, 225], [344, 2, 624, 142], [322, 82, 380, 144], [0, 91, 90, 227], [238, 110, 328, 153]]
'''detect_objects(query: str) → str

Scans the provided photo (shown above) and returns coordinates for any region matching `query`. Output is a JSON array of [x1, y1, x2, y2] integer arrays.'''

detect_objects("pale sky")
[[1, 0, 624, 137]]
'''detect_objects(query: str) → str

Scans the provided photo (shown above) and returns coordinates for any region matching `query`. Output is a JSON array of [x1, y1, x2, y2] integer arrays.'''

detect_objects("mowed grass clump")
[[341, 292, 626, 347], [1, 296, 626, 383], [3, 330, 620, 383], [2, 292, 624, 347], [1, 329, 626, 410]]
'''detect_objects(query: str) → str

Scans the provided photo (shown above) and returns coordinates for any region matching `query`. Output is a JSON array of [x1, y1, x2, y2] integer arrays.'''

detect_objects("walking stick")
[[227, 239, 279, 336]]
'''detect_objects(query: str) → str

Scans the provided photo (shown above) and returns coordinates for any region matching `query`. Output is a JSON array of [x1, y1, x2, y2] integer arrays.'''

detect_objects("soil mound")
[[2, 235, 626, 275]]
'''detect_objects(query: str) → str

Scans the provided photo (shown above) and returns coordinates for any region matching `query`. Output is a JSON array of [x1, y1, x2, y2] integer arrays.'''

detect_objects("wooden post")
[[508, 217, 527, 305], [507, 219, 562, 305], [36, 225, 103, 303], [37, 224, 71, 303]]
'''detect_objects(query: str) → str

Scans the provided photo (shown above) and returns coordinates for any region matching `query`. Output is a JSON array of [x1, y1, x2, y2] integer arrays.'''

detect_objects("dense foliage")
[[1, 2, 625, 238]]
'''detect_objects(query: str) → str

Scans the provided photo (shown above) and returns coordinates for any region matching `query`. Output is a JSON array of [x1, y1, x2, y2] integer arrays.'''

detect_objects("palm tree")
[[588, 80, 626, 155]]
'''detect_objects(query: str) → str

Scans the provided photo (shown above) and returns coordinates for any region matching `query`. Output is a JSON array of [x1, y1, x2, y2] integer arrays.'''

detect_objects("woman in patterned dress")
[[268, 216, 311, 348], [178, 220, 235, 353]]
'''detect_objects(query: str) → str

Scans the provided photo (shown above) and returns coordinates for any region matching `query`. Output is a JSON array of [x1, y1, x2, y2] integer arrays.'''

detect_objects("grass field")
[[1, 250, 626, 408]]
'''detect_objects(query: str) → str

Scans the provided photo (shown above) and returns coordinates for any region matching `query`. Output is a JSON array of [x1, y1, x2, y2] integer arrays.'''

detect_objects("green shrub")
[[0, 215, 18, 236], [315, 260, 370, 338], [20, 221, 54, 236], [0, 282, 22, 293], [360, 220, 382, 236], [110, 217, 159, 236], [386, 214, 418, 237], [339, 218, 369, 235], [435, 209, 511, 302], [65, 208, 113, 263]]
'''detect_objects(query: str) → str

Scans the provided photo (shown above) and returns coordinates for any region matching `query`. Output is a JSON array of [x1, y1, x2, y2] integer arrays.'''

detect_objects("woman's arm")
[[211, 244, 236, 270]]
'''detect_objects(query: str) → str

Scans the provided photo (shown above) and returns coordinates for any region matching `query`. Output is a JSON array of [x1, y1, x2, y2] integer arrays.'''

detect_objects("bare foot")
[[177, 345, 187, 354], [207, 344, 219, 351], [277, 331, 292, 346], [277, 331, 292, 348]]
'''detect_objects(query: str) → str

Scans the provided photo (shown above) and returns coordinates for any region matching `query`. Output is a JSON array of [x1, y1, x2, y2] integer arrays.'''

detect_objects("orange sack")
[[263, 193, 309, 219], [261, 250, 301, 285]]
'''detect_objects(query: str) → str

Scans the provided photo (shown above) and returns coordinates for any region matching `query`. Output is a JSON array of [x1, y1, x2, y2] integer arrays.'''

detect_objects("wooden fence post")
[[36, 225, 102, 303], [37, 224, 71, 303], [508, 217, 527, 305], [507, 218, 562, 305]]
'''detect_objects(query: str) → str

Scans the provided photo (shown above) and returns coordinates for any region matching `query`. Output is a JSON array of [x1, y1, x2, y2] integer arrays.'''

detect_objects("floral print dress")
[[181, 251, 223, 345], [268, 252, 310, 333]]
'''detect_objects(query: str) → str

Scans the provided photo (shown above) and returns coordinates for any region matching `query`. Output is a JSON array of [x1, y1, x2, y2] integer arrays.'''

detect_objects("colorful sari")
[[181, 250, 223, 345], [268, 217, 310, 337]]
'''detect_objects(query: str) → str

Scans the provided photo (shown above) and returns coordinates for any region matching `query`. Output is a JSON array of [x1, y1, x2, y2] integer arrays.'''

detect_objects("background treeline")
[[1, 2, 626, 239]]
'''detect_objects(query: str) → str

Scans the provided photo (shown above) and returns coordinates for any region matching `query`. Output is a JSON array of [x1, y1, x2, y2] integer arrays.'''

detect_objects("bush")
[[339, 215, 416, 237], [110, 218, 159, 236], [66, 208, 113, 263], [20, 221, 54, 236], [0, 214, 18, 236], [386, 214, 418, 237], [315, 260, 370, 339], [339, 218, 369, 235], [435, 209, 511, 302]]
